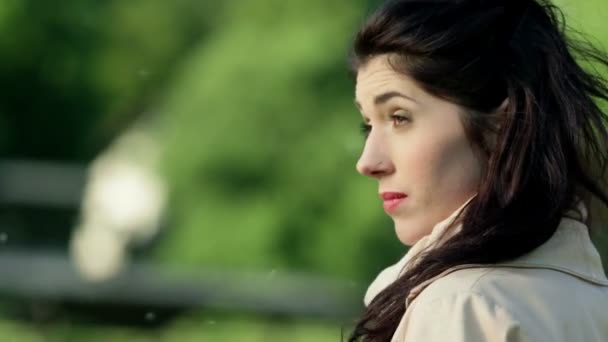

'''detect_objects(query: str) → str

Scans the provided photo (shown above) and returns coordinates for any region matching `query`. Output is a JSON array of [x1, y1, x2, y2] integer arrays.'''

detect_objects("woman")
[[348, 0, 608, 341]]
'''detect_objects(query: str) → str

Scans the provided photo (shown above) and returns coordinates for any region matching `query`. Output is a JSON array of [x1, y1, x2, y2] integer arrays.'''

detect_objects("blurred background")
[[0, 0, 606, 341]]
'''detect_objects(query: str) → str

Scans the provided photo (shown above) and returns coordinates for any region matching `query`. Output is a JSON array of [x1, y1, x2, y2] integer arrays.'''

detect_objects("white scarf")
[[363, 196, 476, 306]]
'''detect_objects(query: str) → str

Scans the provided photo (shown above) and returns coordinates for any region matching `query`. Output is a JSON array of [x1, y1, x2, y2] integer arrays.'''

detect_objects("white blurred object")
[[84, 158, 166, 242], [70, 126, 167, 282], [71, 224, 127, 282]]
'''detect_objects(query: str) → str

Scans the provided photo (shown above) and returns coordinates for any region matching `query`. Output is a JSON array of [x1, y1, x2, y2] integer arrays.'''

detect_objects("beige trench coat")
[[365, 208, 608, 341]]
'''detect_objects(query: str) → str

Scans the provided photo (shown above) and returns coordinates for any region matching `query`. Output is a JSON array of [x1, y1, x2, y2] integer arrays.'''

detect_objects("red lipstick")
[[380, 192, 408, 213]]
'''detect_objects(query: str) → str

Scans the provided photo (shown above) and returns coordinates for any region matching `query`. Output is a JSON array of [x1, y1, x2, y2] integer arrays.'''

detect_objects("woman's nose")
[[356, 138, 394, 178]]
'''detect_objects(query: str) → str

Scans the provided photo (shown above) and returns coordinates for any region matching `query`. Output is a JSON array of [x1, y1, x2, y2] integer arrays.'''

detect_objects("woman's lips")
[[380, 192, 408, 213]]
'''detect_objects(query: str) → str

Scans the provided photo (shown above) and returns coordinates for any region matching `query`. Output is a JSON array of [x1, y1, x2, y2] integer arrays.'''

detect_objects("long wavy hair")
[[348, 0, 608, 341]]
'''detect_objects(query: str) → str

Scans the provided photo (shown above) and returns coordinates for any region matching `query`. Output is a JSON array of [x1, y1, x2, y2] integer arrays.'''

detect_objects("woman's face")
[[355, 54, 483, 245]]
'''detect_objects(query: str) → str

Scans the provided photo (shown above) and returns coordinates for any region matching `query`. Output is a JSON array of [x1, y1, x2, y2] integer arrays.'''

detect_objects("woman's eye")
[[360, 122, 372, 138], [391, 114, 410, 127]]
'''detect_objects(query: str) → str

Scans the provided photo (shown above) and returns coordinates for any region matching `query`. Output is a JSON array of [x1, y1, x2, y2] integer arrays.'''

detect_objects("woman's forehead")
[[355, 55, 421, 109]]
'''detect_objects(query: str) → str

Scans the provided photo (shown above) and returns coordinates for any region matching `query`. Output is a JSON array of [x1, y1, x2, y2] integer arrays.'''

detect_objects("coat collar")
[[498, 217, 608, 285], [365, 200, 608, 307], [406, 217, 608, 306], [498, 200, 608, 286]]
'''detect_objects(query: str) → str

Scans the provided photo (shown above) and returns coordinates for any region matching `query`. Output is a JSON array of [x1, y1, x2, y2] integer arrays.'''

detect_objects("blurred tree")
[[0, 0, 219, 247]]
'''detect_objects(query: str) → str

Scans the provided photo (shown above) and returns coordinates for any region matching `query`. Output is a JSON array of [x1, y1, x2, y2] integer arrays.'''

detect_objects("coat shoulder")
[[409, 266, 608, 342], [395, 269, 522, 342], [412, 267, 495, 305]]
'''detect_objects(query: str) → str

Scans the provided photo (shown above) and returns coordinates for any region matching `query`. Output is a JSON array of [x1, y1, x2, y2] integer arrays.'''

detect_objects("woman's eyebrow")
[[374, 91, 417, 105], [354, 91, 418, 109]]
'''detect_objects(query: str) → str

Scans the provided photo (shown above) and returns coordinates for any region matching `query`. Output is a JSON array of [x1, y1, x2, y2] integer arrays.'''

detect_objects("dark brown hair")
[[349, 0, 608, 340]]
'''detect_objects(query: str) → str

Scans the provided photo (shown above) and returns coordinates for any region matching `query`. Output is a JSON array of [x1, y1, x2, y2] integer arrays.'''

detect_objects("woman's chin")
[[394, 221, 428, 246]]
